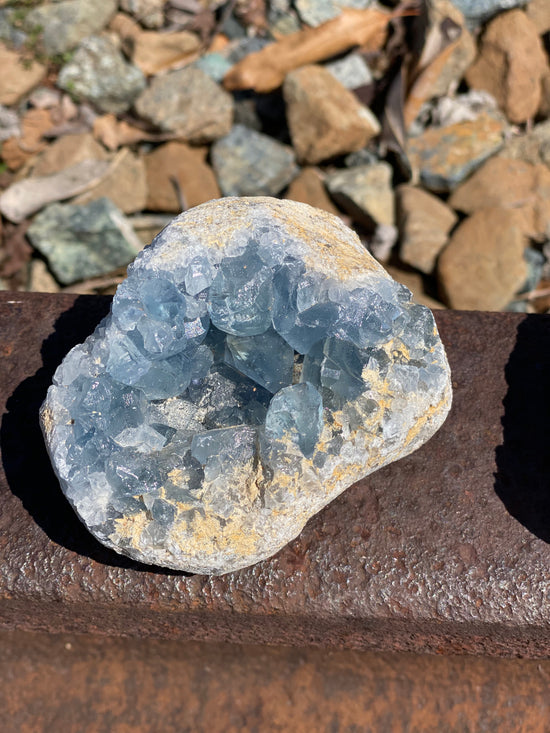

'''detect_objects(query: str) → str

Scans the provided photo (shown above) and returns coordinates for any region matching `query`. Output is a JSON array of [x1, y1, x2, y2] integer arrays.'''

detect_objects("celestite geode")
[[41, 197, 452, 574]]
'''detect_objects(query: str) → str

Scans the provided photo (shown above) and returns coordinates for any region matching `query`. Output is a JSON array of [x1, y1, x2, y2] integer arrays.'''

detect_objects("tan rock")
[[73, 148, 148, 214], [498, 120, 550, 168], [437, 208, 528, 311], [1, 109, 52, 171], [28, 259, 60, 293], [144, 142, 221, 212], [384, 265, 446, 310], [0, 43, 46, 106], [539, 68, 550, 119], [283, 65, 380, 165], [426, 0, 477, 98], [396, 185, 457, 275], [465, 10, 547, 124], [526, 0, 550, 34], [284, 167, 339, 216], [127, 30, 201, 75], [325, 163, 394, 228], [449, 156, 550, 240], [31, 133, 109, 178]]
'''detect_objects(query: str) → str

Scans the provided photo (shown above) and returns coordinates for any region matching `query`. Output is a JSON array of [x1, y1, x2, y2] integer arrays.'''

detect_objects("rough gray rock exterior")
[[211, 125, 298, 196], [27, 198, 142, 285], [25, 0, 117, 56], [135, 67, 233, 142], [41, 198, 452, 575], [58, 36, 146, 115]]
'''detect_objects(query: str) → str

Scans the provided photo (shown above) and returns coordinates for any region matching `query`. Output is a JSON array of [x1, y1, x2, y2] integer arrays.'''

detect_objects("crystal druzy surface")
[[41, 197, 452, 574]]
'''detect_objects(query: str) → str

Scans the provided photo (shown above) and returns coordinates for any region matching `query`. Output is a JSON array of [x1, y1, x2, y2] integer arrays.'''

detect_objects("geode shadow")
[[1, 295, 188, 574], [494, 315, 550, 542]]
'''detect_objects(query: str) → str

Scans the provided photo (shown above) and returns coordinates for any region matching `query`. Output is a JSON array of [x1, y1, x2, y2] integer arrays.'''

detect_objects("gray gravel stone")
[[27, 198, 142, 285], [58, 36, 146, 115], [211, 124, 298, 196], [135, 67, 233, 142], [25, 0, 117, 55], [450, 0, 523, 26], [295, 0, 373, 26], [326, 163, 395, 228]]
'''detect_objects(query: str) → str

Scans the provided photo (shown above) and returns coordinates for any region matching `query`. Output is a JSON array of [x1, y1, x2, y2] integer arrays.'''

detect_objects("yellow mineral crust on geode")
[[41, 197, 452, 574]]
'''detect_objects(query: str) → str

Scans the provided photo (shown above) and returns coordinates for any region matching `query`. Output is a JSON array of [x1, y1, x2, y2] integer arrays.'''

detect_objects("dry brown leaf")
[[223, 6, 394, 93], [1, 109, 53, 171], [93, 114, 167, 151], [403, 17, 462, 130]]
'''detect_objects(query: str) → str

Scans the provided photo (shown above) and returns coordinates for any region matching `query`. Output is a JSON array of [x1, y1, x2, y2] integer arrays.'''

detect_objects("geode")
[[41, 197, 452, 574]]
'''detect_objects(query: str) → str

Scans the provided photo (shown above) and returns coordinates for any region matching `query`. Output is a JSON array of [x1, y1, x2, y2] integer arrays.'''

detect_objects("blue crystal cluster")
[[42, 198, 451, 573]]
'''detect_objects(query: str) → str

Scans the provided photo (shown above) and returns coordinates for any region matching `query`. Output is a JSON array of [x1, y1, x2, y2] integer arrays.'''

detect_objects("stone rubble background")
[[0, 0, 549, 313]]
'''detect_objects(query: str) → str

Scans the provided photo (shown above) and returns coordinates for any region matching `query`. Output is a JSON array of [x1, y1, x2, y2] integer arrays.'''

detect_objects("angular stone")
[[426, 0, 476, 98], [449, 156, 550, 240], [396, 185, 457, 275], [465, 10, 547, 124], [526, 0, 550, 34], [211, 125, 298, 196], [73, 148, 148, 215], [450, 0, 523, 26], [27, 198, 142, 285], [0, 42, 45, 106], [25, 0, 117, 56], [325, 163, 394, 228], [135, 67, 233, 142], [120, 0, 165, 28], [324, 53, 373, 90], [283, 65, 380, 165], [144, 142, 221, 213], [498, 120, 550, 169], [295, 0, 373, 27], [128, 29, 201, 76], [284, 167, 340, 216], [407, 112, 505, 192], [31, 133, 108, 178], [58, 35, 146, 115], [41, 197, 452, 574], [437, 208, 528, 311]]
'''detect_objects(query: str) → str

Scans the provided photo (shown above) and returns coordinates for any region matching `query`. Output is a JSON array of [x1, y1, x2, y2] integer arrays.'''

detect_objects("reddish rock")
[[284, 167, 339, 216], [283, 65, 380, 165], [144, 142, 221, 212], [437, 208, 528, 311], [396, 185, 457, 275], [465, 10, 547, 124], [449, 156, 550, 240], [1, 109, 53, 171]]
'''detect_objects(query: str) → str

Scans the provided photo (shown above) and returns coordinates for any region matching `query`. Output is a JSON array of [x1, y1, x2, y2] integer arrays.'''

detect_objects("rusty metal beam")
[[1, 292, 550, 657], [2, 629, 550, 732]]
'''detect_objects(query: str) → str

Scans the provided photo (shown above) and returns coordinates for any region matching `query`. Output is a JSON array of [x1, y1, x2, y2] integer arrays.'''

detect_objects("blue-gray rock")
[[0, 9, 27, 49], [295, 0, 373, 27], [135, 67, 233, 142], [193, 53, 233, 83], [326, 163, 395, 227], [58, 36, 146, 115], [324, 53, 373, 90], [41, 197, 452, 574], [25, 0, 117, 56], [27, 198, 142, 285], [211, 124, 298, 196], [450, 0, 523, 26]]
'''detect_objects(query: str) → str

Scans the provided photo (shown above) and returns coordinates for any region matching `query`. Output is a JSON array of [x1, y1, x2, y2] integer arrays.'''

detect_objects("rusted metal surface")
[[1, 292, 550, 656], [2, 629, 550, 733]]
